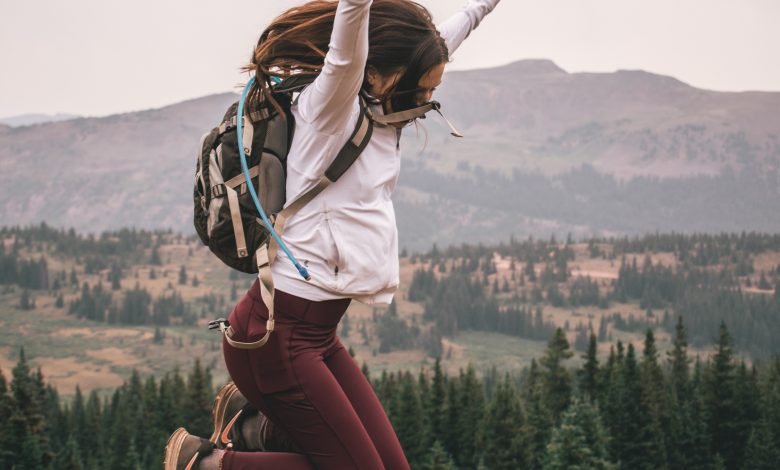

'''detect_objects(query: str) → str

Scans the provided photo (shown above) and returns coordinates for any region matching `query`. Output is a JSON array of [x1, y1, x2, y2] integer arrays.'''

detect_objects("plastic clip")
[[208, 318, 230, 331]]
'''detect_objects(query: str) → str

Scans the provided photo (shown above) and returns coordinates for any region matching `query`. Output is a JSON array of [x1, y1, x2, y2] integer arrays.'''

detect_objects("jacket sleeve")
[[296, 0, 372, 134], [436, 0, 501, 59]]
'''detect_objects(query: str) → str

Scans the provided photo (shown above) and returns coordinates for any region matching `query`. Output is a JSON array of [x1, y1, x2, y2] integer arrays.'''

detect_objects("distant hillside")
[[1, 226, 778, 398], [0, 113, 80, 127], [2, 60, 780, 250]]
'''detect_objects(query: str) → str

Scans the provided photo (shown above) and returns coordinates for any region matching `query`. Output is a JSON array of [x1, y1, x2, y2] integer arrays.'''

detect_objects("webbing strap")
[[367, 101, 463, 137], [218, 110, 269, 135], [325, 100, 373, 181], [224, 165, 259, 190], [219, 245, 275, 350], [367, 102, 437, 125], [273, 74, 318, 94], [241, 115, 255, 157], [225, 186, 248, 258]]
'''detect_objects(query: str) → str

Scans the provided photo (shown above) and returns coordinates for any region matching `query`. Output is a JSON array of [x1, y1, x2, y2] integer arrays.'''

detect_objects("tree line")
[[2, 319, 778, 469], [66, 282, 198, 326], [406, 234, 779, 359]]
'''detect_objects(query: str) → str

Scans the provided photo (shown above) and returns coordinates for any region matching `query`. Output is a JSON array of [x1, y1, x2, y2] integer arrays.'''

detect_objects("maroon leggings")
[[221, 281, 410, 469]]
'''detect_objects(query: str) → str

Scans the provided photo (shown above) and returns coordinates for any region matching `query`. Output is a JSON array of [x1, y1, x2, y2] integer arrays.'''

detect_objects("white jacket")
[[272, 0, 501, 304]]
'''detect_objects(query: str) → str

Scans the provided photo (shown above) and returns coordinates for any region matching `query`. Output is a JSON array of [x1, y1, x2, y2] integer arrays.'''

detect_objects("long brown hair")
[[244, 0, 448, 113]]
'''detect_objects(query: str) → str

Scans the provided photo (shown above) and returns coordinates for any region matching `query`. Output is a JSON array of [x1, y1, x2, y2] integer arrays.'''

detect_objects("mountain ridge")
[[3, 59, 779, 247]]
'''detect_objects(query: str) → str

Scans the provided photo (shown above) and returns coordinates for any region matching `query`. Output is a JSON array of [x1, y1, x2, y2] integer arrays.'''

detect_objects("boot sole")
[[210, 382, 244, 446], [164, 427, 199, 470]]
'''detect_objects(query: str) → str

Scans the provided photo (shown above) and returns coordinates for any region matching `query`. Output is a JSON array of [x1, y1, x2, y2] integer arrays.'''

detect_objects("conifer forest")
[[1, 225, 779, 469], [2, 321, 780, 469]]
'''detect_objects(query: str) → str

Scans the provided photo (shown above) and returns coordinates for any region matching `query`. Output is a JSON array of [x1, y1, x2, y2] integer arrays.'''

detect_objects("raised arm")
[[297, 0, 372, 134], [436, 0, 501, 59]]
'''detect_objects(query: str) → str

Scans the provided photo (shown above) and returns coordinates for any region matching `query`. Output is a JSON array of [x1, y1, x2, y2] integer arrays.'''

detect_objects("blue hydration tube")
[[237, 76, 311, 281]]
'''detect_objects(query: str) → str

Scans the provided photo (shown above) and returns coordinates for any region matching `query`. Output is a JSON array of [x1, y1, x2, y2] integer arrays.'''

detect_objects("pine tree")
[[13, 409, 44, 469], [763, 357, 780, 459], [184, 360, 213, 437], [636, 329, 667, 469], [732, 362, 760, 465], [106, 389, 134, 470], [480, 375, 530, 470], [441, 377, 458, 459], [742, 416, 780, 470], [56, 435, 85, 470], [610, 344, 643, 469], [429, 358, 447, 446], [178, 265, 187, 285], [157, 373, 182, 435], [417, 368, 432, 454], [83, 390, 105, 468], [454, 365, 484, 469], [0, 368, 13, 469], [396, 372, 426, 467], [125, 438, 143, 470], [110, 264, 122, 290], [601, 346, 622, 457], [19, 288, 33, 310], [44, 383, 66, 458], [666, 316, 690, 400], [423, 440, 455, 470], [137, 375, 169, 468], [663, 386, 686, 470], [11, 348, 46, 442], [684, 359, 713, 470], [523, 359, 553, 469], [149, 245, 162, 265], [153, 326, 165, 344], [539, 328, 573, 420], [70, 386, 88, 455], [579, 331, 599, 401], [706, 322, 739, 469], [542, 399, 615, 470]]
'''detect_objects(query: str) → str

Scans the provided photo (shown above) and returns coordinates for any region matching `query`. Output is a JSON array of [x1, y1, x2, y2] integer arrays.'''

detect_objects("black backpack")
[[193, 76, 372, 275]]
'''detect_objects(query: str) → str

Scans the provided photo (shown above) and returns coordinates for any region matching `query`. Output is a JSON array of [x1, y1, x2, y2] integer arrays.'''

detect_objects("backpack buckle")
[[212, 184, 227, 198], [208, 318, 230, 331]]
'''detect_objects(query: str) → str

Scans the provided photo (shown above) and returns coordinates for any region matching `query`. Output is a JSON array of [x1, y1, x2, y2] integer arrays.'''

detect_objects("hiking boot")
[[163, 427, 215, 470], [210, 382, 252, 449], [210, 381, 297, 452]]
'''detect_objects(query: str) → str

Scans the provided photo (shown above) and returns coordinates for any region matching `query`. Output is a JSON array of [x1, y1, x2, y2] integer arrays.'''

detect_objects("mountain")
[[413, 59, 780, 179], [2, 60, 779, 250], [0, 113, 80, 127]]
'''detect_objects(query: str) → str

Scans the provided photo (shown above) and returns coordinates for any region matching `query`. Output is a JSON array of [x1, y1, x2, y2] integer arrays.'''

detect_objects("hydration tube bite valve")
[[238, 76, 311, 281]]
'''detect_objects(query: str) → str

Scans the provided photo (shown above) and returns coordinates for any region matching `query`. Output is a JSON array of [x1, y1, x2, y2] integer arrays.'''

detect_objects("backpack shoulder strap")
[[273, 74, 318, 94], [220, 96, 374, 351], [275, 96, 373, 233]]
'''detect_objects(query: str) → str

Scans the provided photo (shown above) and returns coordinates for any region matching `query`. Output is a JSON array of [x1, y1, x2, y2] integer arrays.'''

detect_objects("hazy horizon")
[[1, 0, 779, 118]]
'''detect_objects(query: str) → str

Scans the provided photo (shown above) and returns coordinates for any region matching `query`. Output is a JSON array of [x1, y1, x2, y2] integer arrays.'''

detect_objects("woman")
[[165, 0, 500, 468]]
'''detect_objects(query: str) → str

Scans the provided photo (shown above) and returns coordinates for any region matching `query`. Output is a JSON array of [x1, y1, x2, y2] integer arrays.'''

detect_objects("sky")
[[1, 0, 778, 118]]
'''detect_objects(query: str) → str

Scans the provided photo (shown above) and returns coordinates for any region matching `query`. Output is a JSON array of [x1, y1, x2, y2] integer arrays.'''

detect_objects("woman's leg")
[[221, 287, 386, 469], [325, 341, 411, 470]]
